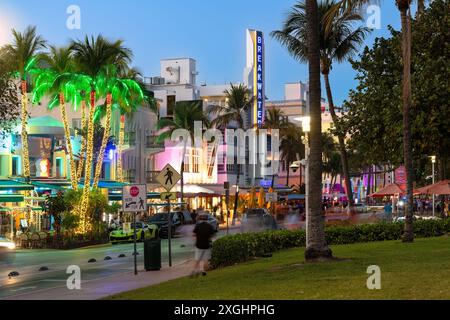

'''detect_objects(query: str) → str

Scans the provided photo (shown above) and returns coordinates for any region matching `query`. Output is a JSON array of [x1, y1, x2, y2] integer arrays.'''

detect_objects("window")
[[167, 95, 176, 117], [192, 149, 200, 173], [184, 151, 190, 173], [72, 118, 82, 130]]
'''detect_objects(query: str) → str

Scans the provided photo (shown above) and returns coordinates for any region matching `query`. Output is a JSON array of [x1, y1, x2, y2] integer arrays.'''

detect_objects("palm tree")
[[272, 1, 332, 260], [280, 125, 305, 187], [396, 0, 414, 242], [31, 46, 91, 190], [115, 67, 158, 182], [70, 35, 132, 232], [272, 0, 368, 215], [0, 26, 47, 180], [157, 100, 208, 206], [208, 83, 253, 225], [92, 65, 144, 189]]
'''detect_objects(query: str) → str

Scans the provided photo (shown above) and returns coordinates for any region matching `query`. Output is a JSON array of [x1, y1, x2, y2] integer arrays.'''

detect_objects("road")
[[0, 224, 231, 299]]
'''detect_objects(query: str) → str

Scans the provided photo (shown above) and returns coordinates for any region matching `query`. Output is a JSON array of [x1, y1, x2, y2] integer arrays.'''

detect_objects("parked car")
[[196, 214, 219, 233], [109, 222, 157, 244], [241, 208, 278, 232], [180, 210, 194, 224], [148, 213, 181, 239]]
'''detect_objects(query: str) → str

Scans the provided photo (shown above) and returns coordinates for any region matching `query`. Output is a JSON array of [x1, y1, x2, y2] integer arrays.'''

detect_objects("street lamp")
[[431, 156, 436, 217]]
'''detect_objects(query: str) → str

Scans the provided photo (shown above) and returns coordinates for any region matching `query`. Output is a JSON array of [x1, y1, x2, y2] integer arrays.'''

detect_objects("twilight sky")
[[0, 0, 408, 105]]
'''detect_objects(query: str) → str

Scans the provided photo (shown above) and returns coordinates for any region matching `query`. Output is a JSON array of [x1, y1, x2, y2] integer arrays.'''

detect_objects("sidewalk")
[[2, 259, 195, 300]]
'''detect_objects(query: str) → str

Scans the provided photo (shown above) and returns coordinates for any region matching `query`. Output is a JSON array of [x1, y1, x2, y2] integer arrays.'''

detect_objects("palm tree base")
[[402, 234, 414, 243], [305, 247, 333, 262]]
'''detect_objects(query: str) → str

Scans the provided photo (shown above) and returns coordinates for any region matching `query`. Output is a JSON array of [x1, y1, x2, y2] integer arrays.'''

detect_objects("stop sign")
[[130, 186, 140, 197]]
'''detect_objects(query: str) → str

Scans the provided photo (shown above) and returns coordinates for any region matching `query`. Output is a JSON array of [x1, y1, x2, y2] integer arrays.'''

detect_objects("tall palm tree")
[[208, 83, 253, 225], [32, 46, 91, 190], [272, 0, 369, 215], [92, 65, 144, 188], [70, 35, 132, 232], [272, 1, 332, 260], [396, 0, 414, 242], [0, 26, 47, 180], [157, 101, 208, 206]]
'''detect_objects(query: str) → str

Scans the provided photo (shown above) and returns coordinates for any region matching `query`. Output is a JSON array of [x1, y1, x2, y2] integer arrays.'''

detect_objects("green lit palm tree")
[[0, 26, 47, 180], [272, 0, 368, 216], [70, 35, 132, 232], [92, 64, 144, 188], [157, 101, 208, 206], [208, 83, 253, 224], [32, 46, 92, 190]]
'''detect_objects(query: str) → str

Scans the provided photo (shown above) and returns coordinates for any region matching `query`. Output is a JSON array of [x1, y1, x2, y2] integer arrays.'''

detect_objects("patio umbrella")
[[267, 187, 274, 209], [258, 187, 266, 208], [370, 183, 405, 197], [416, 180, 450, 195]]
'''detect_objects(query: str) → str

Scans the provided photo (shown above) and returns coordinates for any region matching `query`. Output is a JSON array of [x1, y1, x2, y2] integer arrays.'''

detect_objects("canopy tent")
[[0, 179, 34, 191], [370, 183, 405, 197], [416, 180, 450, 195]]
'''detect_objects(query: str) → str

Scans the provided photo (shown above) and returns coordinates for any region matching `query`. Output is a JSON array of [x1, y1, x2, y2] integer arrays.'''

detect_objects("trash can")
[[144, 238, 161, 271]]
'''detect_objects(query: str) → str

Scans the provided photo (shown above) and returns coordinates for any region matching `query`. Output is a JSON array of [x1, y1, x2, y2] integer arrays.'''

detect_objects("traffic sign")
[[156, 164, 181, 191], [122, 184, 147, 212], [266, 192, 278, 202], [161, 192, 177, 201]]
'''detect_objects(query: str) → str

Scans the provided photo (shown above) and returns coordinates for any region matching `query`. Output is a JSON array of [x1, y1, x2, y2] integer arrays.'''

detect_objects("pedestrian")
[[192, 215, 215, 277]]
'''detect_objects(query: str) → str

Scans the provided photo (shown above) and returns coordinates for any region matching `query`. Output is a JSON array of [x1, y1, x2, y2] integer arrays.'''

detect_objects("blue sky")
[[0, 0, 406, 105]]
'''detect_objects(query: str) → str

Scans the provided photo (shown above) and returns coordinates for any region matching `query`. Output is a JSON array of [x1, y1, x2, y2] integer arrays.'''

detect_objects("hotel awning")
[[27, 116, 65, 135], [0, 194, 25, 203], [0, 179, 34, 191]]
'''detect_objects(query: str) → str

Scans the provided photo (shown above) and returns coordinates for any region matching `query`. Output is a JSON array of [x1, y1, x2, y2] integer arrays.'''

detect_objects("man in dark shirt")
[[192, 215, 215, 276]]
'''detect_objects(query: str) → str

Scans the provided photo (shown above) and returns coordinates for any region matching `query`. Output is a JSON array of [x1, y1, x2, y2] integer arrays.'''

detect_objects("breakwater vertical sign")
[[252, 30, 265, 127]]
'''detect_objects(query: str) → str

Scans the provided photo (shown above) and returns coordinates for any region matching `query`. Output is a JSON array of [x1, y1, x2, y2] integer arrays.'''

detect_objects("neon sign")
[[254, 31, 265, 127]]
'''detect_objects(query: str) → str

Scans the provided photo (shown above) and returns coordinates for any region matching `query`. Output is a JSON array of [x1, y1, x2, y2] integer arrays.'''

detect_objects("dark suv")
[[241, 208, 278, 232], [148, 213, 181, 238]]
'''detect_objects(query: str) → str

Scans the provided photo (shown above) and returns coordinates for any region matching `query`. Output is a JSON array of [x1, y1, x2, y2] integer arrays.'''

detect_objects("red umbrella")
[[370, 183, 405, 197], [416, 180, 450, 195]]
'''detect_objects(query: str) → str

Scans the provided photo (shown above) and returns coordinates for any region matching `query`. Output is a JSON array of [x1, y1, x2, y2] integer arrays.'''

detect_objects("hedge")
[[210, 218, 450, 269]]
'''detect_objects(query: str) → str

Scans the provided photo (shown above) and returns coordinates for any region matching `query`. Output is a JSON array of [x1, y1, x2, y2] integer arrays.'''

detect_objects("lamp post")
[[431, 156, 436, 217]]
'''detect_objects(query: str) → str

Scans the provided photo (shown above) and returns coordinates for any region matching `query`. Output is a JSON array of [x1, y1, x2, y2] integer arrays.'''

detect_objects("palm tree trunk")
[[20, 80, 30, 180], [417, 0, 425, 18], [77, 100, 87, 183], [232, 163, 241, 226], [399, 3, 414, 242], [59, 93, 78, 190], [93, 93, 113, 189], [117, 115, 125, 182], [80, 91, 97, 233], [305, 0, 332, 261], [286, 160, 290, 187], [323, 72, 354, 214]]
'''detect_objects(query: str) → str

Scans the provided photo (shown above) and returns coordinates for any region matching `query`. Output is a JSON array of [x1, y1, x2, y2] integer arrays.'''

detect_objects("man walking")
[[192, 215, 215, 276]]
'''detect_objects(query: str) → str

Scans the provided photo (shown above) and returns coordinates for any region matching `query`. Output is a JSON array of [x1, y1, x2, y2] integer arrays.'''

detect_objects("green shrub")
[[211, 218, 450, 269]]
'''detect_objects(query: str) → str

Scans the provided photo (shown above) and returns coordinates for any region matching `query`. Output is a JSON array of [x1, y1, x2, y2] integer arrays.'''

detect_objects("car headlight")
[[0, 242, 16, 250]]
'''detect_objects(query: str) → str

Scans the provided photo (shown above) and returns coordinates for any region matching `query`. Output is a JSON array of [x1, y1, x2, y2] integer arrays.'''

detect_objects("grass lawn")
[[108, 236, 450, 300]]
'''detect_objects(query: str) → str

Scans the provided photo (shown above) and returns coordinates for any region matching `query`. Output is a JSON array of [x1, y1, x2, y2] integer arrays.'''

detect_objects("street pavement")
[[0, 224, 240, 300]]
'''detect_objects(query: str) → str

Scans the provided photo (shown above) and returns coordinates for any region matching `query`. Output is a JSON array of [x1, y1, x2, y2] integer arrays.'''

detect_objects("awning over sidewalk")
[[0, 194, 25, 203], [0, 179, 34, 191]]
